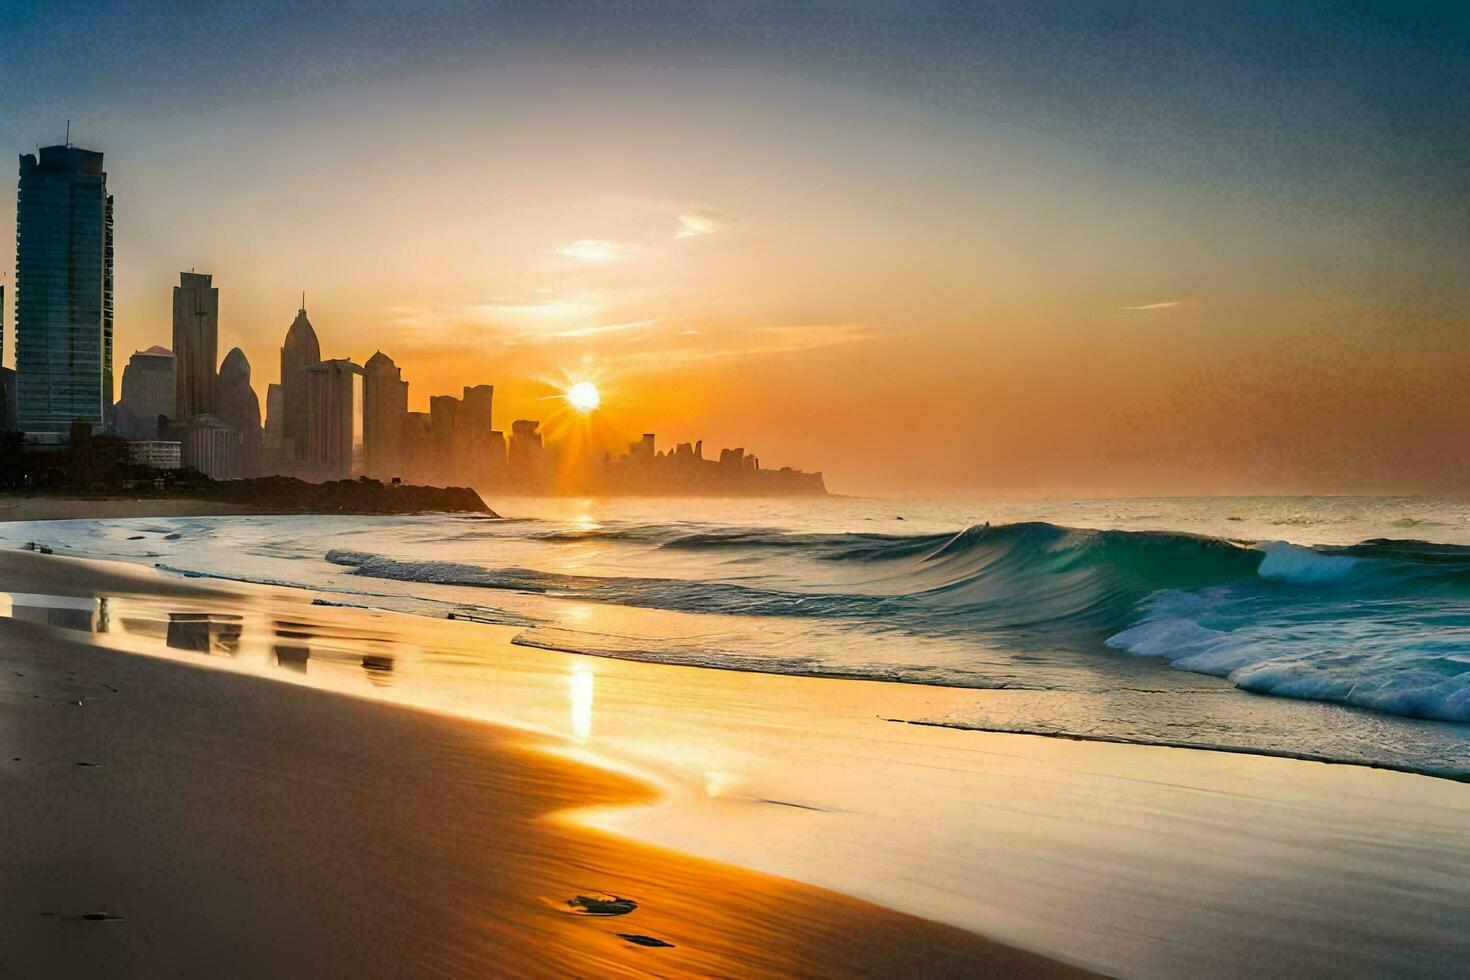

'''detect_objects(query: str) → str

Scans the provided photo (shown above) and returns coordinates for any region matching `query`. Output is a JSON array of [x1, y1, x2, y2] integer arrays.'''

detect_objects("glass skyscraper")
[[15, 144, 114, 435]]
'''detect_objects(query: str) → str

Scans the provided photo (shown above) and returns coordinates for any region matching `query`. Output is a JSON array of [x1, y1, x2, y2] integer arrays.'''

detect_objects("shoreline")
[[0, 553, 1074, 977], [881, 715, 1470, 783], [2, 546, 1468, 975], [0, 494, 258, 522]]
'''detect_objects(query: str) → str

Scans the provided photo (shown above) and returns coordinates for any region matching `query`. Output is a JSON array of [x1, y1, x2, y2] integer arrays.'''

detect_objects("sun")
[[565, 381, 601, 413]]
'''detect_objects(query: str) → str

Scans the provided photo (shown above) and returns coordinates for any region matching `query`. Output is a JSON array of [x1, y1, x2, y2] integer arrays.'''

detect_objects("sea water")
[[5, 494, 1468, 776]]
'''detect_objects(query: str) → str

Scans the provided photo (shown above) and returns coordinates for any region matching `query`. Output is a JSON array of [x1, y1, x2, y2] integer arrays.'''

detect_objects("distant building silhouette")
[[0, 367, 15, 432], [0, 285, 15, 431], [116, 345, 174, 439], [429, 393, 459, 477], [262, 382, 285, 472], [216, 347, 262, 477], [164, 413, 237, 480], [303, 358, 362, 480], [508, 419, 546, 484], [461, 384, 493, 430], [363, 351, 407, 480], [402, 410, 433, 480], [172, 272, 218, 418], [15, 144, 114, 435], [458, 384, 498, 484], [279, 302, 321, 464]]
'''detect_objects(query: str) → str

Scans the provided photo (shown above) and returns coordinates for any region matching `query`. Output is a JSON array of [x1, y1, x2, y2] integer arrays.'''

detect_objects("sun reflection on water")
[[569, 662, 595, 741]]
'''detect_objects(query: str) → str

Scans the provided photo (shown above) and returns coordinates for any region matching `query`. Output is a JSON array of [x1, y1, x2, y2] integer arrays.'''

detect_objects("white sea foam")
[[1256, 541, 1360, 583]]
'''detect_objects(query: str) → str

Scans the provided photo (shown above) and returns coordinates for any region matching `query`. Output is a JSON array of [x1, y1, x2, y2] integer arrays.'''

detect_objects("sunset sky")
[[3, 1, 1468, 495]]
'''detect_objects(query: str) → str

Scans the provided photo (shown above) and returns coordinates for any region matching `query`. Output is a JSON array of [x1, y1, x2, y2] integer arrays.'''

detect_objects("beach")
[[0, 548, 1072, 978], [0, 494, 255, 523], [1, 527, 1468, 977]]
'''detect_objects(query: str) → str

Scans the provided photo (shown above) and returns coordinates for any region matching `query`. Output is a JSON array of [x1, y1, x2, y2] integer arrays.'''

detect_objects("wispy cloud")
[[674, 210, 722, 239], [1120, 300, 1183, 311], [459, 299, 600, 322], [546, 318, 657, 340], [612, 322, 874, 373], [557, 239, 642, 264]]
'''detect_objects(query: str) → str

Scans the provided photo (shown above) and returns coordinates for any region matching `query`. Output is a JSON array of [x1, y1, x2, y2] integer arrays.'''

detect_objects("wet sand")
[[3, 548, 1468, 977], [0, 494, 253, 522], [0, 551, 1077, 978]]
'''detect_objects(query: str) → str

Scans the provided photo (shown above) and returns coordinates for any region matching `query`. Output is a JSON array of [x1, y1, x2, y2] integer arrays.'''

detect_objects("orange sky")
[[6, 63, 1470, 495]]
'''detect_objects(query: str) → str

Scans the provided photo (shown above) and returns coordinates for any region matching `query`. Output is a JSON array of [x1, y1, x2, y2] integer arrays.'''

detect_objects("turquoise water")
[[5, 495, 1468, 775]]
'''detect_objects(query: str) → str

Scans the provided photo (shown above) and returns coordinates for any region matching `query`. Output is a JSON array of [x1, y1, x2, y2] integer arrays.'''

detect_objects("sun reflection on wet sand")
[[1, 583, 1468, 976], [569, 662, 594, 741]]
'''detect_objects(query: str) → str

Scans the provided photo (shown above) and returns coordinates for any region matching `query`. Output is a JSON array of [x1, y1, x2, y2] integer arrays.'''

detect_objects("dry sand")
[[0, 551, 1078, 978]]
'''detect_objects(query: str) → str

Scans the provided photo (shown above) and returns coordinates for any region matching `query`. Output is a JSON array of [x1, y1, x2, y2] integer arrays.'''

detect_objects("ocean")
[[5, 494, 1468, 778]]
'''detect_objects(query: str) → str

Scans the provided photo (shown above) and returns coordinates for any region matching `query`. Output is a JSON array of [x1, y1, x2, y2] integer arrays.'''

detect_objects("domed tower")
[[217, 347, 263, 477], [279, 299, 321, 463]]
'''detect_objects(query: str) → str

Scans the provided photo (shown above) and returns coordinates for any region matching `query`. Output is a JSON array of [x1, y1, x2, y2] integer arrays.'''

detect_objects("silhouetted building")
[[0, 368, 15, 432], [279, 302, 320, 464], [115, 345, 174, 440], [430, 393, 459, 451], [447, 384, 496, 484], [216, 347, 262, 478], [486, 430, 507, 483], [402, 411, 433, 481], [0, 285, 14, 431], [508, 419, 546, 486], [461, 384, 493, 430], [363, 351, 407, 480], [165, 413, 237, 479], [303, 358, 362, 480], [172, 272, 218, 418], [596, 435, 822, 495], [262, 382, 285, 470], [15, 144, 114, 435]]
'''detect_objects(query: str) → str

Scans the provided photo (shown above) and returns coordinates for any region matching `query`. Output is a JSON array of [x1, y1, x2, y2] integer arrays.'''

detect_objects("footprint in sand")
[[564, 894, 638, 916]]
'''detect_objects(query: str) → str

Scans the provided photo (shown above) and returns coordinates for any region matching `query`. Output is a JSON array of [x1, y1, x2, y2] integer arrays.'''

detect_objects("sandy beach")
[[0, 494, 254, 523], [0, 549, 1076, 978], [2, 543, 1468, 977]]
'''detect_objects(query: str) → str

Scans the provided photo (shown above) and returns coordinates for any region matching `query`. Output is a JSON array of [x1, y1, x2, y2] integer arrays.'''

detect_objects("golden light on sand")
[[569, 663, 594, 741], [565, 381, 601, 413]]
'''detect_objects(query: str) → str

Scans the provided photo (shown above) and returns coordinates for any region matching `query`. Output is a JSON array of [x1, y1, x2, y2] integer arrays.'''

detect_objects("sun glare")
[[566, 381, 601, 412]]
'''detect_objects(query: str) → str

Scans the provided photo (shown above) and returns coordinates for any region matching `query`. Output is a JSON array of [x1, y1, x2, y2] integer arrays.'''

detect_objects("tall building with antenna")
[[14, 142, 114, 435]]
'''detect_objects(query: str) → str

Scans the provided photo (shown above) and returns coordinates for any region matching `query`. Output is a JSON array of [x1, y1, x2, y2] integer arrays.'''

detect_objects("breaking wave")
[[326, 522, 1470, 724]]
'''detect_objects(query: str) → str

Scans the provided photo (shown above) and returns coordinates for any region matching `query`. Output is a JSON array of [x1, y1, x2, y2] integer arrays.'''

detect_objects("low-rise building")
[[127, 440, 182, 471]]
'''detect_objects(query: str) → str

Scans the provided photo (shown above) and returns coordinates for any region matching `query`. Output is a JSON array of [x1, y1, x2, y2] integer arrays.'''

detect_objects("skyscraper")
[[216, 347, 263, 478], [279, 302, 321, 464], [304, 358, 362, 480], [363, 351, 408, 480], [457, 383, 497, 484], [0, 284, 15, 431], [172, 272, 218, 418], [15, 144, 114, 435], [115, 345, 174, 440]]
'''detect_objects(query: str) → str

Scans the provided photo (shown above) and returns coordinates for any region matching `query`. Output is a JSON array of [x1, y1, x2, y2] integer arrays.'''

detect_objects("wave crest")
[[327, 522, 1470, 723]]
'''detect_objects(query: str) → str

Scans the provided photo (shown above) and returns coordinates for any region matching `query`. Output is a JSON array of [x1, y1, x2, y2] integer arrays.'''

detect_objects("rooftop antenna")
[[65, 119, 71, 147], [300, 291, 306, 311]]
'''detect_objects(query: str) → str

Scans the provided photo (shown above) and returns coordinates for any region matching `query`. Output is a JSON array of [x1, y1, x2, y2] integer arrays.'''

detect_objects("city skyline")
[[105, 252, 821, 493], [6, 137, 815, 492], [3, 3, 1469, 495]]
